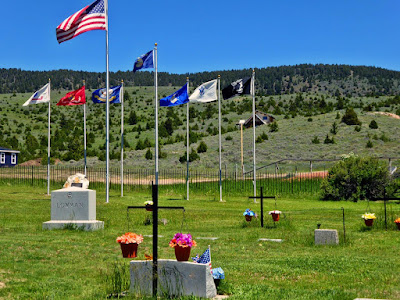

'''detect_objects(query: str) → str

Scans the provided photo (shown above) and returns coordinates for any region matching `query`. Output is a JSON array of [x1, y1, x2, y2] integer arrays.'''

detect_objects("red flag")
[[57, 86, 86, 106]]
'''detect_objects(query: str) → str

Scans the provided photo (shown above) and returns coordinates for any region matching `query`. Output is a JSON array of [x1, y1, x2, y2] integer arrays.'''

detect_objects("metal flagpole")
[[218, 75, 223, 202], [105, 0, 110, 203], [83, 80, 87, 177], [154, 43, 159, 186], [186, 77, 189, 201], [121, 80, 124, 197], [252, 69, 256, 202], [47, 78, 51, 195]]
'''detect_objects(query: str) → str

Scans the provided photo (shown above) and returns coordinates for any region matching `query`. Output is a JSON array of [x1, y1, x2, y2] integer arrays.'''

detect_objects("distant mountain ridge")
[[1, 64, 400, 96]]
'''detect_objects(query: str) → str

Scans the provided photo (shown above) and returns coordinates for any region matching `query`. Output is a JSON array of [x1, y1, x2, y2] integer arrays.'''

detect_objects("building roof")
[[0, 147, 20, 153], [243, 111, 275, 127]]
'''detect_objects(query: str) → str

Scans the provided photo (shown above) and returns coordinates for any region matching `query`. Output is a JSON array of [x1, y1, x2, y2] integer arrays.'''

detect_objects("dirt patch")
[[371, 112, 400, 119], [19, 158, 42, 166], [0, 282, 5, 288]]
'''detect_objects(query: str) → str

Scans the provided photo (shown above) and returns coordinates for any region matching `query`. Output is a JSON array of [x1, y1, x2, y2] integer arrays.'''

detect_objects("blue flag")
[[92, 86, 122, 104], [160, 83, 189, 107], [133, 50, 154, 72]]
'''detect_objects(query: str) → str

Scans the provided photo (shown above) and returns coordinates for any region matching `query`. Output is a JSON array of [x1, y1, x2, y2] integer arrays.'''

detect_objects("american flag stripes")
[[56, 0, 106, 44]]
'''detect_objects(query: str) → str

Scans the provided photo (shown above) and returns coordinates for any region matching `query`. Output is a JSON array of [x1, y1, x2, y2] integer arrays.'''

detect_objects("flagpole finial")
[[48, 78, 51, 82], [155, 43, 158, 47], [121, 79, 124, 83], [218, 75, 220, 78]]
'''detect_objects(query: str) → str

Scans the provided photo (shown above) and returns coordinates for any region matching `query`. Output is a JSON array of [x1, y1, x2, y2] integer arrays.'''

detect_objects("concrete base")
[[315, 229, 339, 245], [130, 259, 217, 298], [42, 220, 104, 231]]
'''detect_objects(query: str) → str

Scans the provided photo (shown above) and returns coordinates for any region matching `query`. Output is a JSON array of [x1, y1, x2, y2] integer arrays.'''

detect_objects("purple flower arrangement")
[[169, 233, 197, 248]]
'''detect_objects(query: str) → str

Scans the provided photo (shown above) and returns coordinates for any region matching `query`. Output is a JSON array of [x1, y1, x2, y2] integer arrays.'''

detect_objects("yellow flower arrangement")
[[361, 213, 376, 220]]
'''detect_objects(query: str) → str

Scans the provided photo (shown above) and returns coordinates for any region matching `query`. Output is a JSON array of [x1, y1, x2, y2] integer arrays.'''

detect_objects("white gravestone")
[[130, 259, 217, 298], [314, 229, 339, 245], [42, 187, 104, 231]]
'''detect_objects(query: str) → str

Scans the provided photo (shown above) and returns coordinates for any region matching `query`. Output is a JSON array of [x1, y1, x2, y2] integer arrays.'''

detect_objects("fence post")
[[31, 165, 34, 186]]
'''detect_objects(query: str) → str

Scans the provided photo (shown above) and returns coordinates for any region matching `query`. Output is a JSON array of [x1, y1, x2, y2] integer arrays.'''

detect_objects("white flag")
[[189, 79, 217, 103], [23, 83, 51, 106]]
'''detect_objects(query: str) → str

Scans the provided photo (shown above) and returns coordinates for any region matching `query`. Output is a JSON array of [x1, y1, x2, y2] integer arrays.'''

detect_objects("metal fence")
[[0, 165, 326, 196]]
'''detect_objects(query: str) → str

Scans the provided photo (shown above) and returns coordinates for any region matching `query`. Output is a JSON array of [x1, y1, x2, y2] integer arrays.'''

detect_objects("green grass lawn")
[[0, 184, 399, 299]]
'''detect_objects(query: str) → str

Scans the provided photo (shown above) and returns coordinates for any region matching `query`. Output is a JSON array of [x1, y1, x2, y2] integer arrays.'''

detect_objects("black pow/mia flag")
[[222, 77, 252, 100]]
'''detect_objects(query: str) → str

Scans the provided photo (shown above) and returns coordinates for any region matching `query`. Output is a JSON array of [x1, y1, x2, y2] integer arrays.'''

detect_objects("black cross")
[[127, 184, 185, 297], [248, 187, 276, 227]]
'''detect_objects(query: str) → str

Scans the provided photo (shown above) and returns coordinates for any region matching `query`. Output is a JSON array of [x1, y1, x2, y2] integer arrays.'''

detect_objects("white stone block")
[[50, 187, 96, 220], [130, 259, 217, 298], [314, 229, 339, 245]]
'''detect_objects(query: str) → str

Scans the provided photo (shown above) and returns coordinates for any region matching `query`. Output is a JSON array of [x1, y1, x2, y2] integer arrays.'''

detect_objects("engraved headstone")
[[43, 187, 103, 231], [314, 229, 339, 245], [130, 259, 217, 298]]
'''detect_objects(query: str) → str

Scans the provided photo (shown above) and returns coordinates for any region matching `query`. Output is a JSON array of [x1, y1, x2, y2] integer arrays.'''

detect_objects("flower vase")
[[271, 213, 280, 222], [120, 243, 138, 258], [396, 223, 400, 230], [245, 215, 252, 222], [364, 219, 374, 227], [145, 205, 153, 212], [174, 245, 191, 261]]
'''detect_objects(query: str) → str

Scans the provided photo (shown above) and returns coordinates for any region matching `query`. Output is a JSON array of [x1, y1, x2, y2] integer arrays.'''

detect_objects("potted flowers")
[[361, 213, 376, 227], [169, 233, 197, 261], [116, 232, 144, 258], [144, 200, 153, 211], [243, 209, 256, 222], [268, 210, 282, 222], [395, 218, 400, 230]]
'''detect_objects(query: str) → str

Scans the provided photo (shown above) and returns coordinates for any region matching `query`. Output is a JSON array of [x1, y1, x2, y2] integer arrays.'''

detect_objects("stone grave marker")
[[314, 229, 339, 245], [130, 259, 217, 298], [42, 186, 103, 231]]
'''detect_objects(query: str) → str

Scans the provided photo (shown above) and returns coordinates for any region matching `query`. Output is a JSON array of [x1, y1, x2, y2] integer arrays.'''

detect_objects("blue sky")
[[2, 0, 400, 74]]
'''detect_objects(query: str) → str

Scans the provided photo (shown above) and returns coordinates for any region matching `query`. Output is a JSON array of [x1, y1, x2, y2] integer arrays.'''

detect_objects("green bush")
[[145, 149, 153, 160], [369, 120, 378, 129], [320, 154, 396, 201], [197, 141, 208, 153], [341, 107, 361, 125]]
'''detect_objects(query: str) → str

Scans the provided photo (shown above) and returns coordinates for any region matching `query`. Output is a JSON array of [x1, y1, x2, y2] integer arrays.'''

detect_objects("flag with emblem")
[[192, 246, 212, 272], [189, 79, 218, 103], [222, 77, 252, 100], [23, 83, 51, 106], [160, 83, 189, 107], [133, 50, 154, 72], [57, 86, 86, 106], [56, 0, 106, 44], [92, 85, 122, 104]]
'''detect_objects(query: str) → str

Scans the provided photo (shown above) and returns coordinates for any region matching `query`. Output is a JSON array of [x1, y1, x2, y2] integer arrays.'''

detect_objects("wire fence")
[[0, 165, 327, 196]]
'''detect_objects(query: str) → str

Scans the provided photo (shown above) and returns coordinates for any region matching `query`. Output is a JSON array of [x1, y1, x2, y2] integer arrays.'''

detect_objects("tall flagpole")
[[218, 75, 223, 202], [186, 77, 189, 201], [83, 80, 87, 177], [154, 43, 159, 186], [105, 0, 110, 203], [252, 69, 256, 201], [121, 80, 124, 197], [47, 78, 51, 195]]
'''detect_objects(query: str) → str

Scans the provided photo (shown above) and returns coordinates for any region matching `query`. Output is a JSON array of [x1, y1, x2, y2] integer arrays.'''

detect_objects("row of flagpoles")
[[24, 0, 259, 203]]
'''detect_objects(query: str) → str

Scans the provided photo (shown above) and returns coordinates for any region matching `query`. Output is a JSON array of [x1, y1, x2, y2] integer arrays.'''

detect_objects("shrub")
[[366, 140, 373, 148], [323, 134, 335, 144], [354, 125, 361, 132], [369, 120, 378, 129], [341, 107, 361, 125], [225, 135, 233, 141], [312, 136, 320, 144], [197, 141, 208, 153], [320, 155, 396, 201], [268, 122, 278, 132], [145, 149, 153, 160]]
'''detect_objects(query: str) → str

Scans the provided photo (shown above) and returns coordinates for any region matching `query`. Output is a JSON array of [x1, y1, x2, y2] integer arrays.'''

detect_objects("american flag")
[[192, 247, 212, 272], [56, 0, 106, 44]]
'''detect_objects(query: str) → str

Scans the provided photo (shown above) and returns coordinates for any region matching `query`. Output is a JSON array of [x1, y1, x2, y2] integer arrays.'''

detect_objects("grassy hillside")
[[0, 86, 399, 171]]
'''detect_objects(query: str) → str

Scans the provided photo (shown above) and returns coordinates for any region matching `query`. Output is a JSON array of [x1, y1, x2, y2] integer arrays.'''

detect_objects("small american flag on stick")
[[56, 0, 106, 44], [192, 246, 212, 273]]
